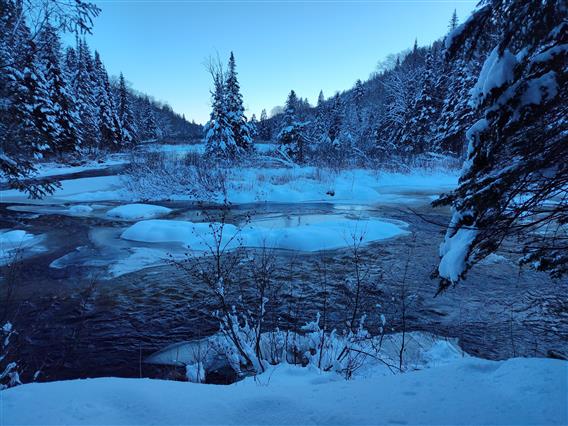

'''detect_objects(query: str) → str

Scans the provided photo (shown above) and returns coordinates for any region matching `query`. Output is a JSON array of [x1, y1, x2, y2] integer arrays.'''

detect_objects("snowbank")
[[0, 176, 125, 204], [223, 168, 458, 205], [107, 204, 172, 221], [121, 216, 408, 252], [3, 357, 566, 425]]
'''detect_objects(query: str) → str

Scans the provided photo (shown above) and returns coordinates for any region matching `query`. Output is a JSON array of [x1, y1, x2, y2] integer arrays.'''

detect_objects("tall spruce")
[[117, 72, 137, 145], [277, 90, 308, 162], [36, 21, 81, 154], [94, 51, 122, 150], [203, 60, 237, 158], [225, 52, 253, 151]]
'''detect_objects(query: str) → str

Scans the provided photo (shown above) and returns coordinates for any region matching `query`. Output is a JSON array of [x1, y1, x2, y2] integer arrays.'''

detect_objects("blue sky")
[[86, 0, 476, 124]]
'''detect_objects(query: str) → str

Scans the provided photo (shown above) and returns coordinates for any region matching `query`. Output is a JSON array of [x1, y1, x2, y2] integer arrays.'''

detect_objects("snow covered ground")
[[27, 156, 128, 179], [2, 356, 566, 425], [0, 167, 457, 206]]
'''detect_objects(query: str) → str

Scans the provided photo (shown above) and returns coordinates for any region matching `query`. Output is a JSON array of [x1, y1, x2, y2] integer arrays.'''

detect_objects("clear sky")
[[86, 0, 477, 124]]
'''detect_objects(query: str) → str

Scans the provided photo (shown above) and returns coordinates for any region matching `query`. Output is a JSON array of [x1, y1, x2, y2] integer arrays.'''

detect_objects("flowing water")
[[1, 170, 567, 383]]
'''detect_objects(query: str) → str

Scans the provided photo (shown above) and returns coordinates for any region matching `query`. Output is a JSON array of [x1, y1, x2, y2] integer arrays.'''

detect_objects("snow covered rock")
[[107, 204, 172, 221]]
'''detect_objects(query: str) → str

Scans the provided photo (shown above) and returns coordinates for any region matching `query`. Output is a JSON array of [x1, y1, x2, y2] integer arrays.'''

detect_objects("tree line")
[[0, 0, 201, 197], [243, 10, 488, 166]]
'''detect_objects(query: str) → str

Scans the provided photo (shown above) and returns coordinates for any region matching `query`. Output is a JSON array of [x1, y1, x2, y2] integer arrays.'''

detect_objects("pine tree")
[[249, 113, 258, 139], [258, 108, 271, 141], [277, 90, 308, 162], [94, 51, 122, 150], [71, 39, 99, 151], [36, 21, 81, 154], [203, 61, 237, 159], [117, 72, 137, 145], [317, 90, 325, 106], [399, 52, 441, 155], [435, 0, 568, 289], [435, 58, 477, 154], [142, 97, 158, 140], [448, 9, 459, 32], [225, 52, 253, 151], [328, 94, 344, 143], [0, 0, 57, 196], [352, 80, 365, 126], [313, 90, 329, 144]]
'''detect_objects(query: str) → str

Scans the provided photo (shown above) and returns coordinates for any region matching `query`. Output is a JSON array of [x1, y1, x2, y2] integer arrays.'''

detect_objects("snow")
[[1, 167, 458, 209], [68, 205, 93, 215], [30, 156, 128, 179], [521, 71, 558, 106], [3, 356, 566, 425], [438, 227, 477, 283], [221, 168, 458, 205], [0, 176, 125, 204], [471, 47, 517, 106], [531, 43, 568, 63], [106, 204, 172, 221], [121, 216, 408, 253], [0, 229, 44, 265]]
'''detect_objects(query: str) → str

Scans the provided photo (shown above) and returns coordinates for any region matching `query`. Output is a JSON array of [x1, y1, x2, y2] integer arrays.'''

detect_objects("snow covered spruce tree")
[[312, 90, 330, 146], [203, 58, 238, 159], [225, 52, 253, 152], [398, 52, 441, 156], [141, 97, 158, 140], [249, 113, 258, 139], [71, 39, 99, 151], [257, 109, 271, 141], [35, 22, 82, 154], [276, 90, 309, 163], [117, 72, 138, 146], [0, 1, 59, 197], [435, 0, 567, 290], [94, 51, 122, 151]]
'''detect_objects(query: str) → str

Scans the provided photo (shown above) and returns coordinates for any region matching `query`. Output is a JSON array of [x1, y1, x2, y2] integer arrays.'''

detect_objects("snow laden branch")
[[434, 0, 567, 291]]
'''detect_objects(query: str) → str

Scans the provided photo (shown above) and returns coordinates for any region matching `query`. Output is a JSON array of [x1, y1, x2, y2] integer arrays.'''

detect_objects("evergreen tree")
[[225, 52, 253, 151], [313, 90, 329, 144], [0, 0, 57, 196], [277, 90, 308, 162], [328, 94, 344, 143], [317, 90, 325, 106], [435, 58, 477, 154], [448, 9, 459, 32], [203, 61, 237, 158], [142, 97, 158, 140], [399, 52, 441, 155], [258, 108, 271, 141], [249, 113, 258, 139], [353, 79, 365, 124], [36, 21, 81, 154], [435, 0, 568, 289], [117, 72, 137, 145], [72, 39, 99, 150], [94, 51, 122, 150]]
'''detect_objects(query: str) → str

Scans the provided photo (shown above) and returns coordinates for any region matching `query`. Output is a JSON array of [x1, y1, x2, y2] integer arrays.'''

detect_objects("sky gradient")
[[86, 0, 477, 124]]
